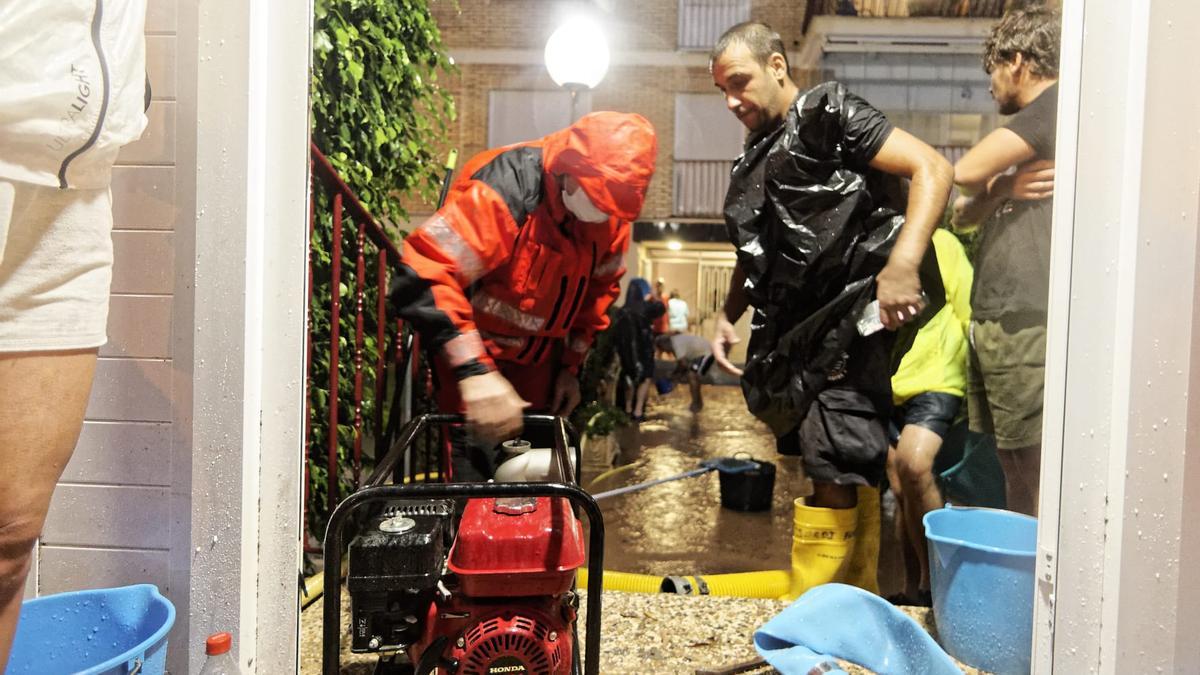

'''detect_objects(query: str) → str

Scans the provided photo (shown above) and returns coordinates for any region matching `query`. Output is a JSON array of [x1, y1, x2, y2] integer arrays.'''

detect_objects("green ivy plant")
[[312, 0, 455, 215], [569, 307, 629, 437], [572, 401, 629, 438], [307, 0, 456, 538]]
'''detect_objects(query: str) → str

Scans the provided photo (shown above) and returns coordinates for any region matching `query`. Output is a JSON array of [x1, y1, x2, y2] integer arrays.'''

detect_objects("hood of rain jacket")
[[388, 111, 658, 381], [541, 111, 657, 221]]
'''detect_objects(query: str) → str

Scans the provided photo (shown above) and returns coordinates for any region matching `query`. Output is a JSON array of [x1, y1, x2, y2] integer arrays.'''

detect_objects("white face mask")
[[562, 186, 609, 223]]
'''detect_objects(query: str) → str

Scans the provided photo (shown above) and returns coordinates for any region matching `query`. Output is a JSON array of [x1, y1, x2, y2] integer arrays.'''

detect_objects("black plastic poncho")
[[724, 82, 942, 436]]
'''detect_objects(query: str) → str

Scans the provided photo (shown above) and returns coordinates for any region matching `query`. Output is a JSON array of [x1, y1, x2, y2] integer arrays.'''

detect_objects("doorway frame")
[[1034, 1, 1200, 672]]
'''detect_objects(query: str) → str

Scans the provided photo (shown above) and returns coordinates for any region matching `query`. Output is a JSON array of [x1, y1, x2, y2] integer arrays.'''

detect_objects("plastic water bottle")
[[199, 632, 242, 675], [856, 300, 884, 336]]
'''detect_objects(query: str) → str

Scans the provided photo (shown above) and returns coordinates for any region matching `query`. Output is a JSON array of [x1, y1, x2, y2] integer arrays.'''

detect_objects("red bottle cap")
[[206, 632, 232, 655]]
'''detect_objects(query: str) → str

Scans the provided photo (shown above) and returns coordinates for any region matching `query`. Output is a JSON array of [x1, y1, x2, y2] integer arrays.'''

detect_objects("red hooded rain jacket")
[[388, 111, 658, 399]]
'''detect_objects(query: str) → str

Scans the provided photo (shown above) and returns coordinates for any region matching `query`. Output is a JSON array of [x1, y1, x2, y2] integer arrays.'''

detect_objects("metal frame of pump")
[[321, 413, 605, 675]]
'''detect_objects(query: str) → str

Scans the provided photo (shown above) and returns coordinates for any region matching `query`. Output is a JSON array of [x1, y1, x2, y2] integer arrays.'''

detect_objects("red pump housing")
[[448, 496, 586, 597], [410, 496, 585, 675]]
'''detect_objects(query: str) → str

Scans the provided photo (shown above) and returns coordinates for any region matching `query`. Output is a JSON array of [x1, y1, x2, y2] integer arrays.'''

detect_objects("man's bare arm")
[[868, 127, 954, 328], [721, 263, 749, 324], [952, 127, 1040, 229], [953, 174, 1013, 230], [954, 127, 1037, 195], [953, 156, 1056, 230], [710, 262, 748, 376]]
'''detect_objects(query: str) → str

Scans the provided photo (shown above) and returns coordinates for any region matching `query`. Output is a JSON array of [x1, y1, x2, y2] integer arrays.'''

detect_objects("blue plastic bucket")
[[654, 377, 675, 395], [7, 584, 175, 675], [924, 507, 1037, 675]]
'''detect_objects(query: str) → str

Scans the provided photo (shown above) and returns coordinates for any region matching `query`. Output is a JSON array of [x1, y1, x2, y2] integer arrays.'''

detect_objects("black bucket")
[[717, 459, 775, 512]]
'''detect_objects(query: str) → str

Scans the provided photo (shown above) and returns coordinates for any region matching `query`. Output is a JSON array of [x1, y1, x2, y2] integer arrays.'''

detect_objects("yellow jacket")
[[892, 230, 973, 404]]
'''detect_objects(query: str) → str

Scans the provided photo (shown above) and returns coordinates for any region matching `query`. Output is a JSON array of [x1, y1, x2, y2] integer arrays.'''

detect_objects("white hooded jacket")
[[0, 0, 148, 189]]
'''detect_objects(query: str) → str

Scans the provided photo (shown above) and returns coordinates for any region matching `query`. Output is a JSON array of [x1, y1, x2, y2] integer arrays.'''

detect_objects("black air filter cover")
[[348, 499, 453, 651]]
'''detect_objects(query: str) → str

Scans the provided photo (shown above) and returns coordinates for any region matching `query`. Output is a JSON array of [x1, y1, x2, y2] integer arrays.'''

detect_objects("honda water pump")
[[347, 495, 586, 675]]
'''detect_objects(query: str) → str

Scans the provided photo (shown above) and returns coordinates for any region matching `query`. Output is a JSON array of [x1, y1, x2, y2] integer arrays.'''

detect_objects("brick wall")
[[430, 0, 809, 50], [431, 0, 807, 52], [392, 0, 822, 222], [402, 60, 824, 220]]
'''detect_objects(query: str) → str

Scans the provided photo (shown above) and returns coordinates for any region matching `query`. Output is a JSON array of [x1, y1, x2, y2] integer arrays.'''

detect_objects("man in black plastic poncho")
[[707, 22, 953, 599]]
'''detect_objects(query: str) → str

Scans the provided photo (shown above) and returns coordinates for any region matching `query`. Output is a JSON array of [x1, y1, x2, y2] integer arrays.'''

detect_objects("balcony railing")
[[677, 0, 750, 51], [674, 159, 734, 218], [806, 0, 1009, 21]]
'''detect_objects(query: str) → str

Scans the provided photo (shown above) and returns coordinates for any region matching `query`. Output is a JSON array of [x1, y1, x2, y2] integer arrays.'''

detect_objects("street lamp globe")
[[544, 15, 610, 89]]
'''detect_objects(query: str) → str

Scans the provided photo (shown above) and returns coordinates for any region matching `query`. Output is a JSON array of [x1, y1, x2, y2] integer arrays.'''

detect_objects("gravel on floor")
[[299, 586, 985, 674]]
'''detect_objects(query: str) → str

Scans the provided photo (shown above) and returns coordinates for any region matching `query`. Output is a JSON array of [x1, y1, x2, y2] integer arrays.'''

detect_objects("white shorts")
[[0, 179, 113, 352]]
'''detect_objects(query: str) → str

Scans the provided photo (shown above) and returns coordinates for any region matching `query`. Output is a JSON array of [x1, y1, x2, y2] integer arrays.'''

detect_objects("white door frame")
[[182, 0, 1200, 671], [189, 0, 311, 671], [1035, 1, 1200, 672]]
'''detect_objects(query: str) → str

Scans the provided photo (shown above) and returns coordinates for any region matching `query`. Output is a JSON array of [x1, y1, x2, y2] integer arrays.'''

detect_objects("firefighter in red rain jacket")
[[388, 111, 658, 477]]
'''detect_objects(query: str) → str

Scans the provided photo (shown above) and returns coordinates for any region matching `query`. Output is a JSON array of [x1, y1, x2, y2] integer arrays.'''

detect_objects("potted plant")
[[573, 401, 627, 470]]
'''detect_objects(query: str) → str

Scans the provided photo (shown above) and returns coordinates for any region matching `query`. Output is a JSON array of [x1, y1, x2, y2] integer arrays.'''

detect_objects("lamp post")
[[544, 15, 610, 122]]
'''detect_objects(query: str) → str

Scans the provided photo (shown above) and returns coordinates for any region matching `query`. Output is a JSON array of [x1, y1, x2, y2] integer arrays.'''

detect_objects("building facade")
[[410, 0, 1005, 355]]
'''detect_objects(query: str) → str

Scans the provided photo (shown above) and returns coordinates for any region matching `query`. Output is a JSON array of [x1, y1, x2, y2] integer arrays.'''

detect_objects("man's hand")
[[459, 370, 529, 445], [711, 315, 744, 376], [876, 260, 925, 330], [550, 370, 582, 417], [1010, 159, 1055, 201]]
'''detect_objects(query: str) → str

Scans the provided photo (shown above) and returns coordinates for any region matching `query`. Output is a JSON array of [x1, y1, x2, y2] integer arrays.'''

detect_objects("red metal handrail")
[[305, 142, 457, 551], [310, 144, 405, 261], [305, 142, 412, 550]]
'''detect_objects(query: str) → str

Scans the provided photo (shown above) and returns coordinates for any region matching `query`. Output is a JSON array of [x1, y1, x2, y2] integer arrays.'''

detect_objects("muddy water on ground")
[[585, 384, 904, 596], [583, 385, 803, 577]]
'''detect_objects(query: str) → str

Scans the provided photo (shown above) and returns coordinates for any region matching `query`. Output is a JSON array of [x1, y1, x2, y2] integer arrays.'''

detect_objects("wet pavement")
[[585, 384, 804, 577], [588, 383, 904, 596]]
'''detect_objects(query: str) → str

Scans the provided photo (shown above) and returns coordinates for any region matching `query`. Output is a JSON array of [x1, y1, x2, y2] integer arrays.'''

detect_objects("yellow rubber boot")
[[843, 485, 882, 595], [781, 498, 858, 601]]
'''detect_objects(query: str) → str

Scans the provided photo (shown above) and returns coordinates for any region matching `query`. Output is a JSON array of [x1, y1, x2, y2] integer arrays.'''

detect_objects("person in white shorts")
[[0, 1, 148, 665]]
